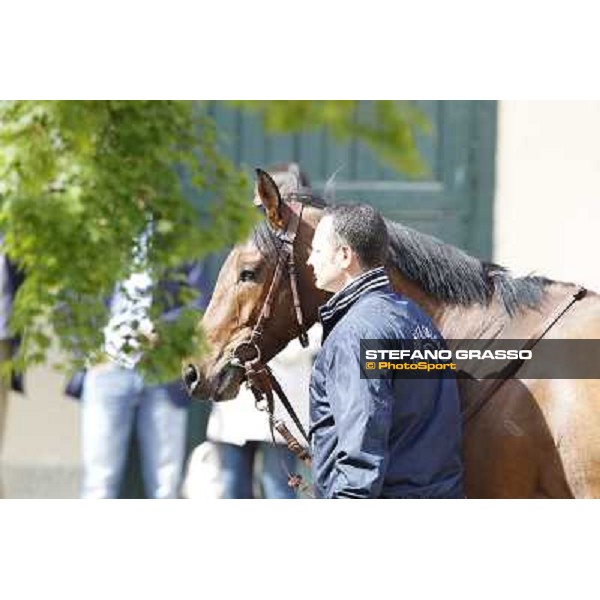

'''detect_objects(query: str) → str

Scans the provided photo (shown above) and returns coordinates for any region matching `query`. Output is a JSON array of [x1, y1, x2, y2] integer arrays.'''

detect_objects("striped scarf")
[[319, 266, 390, 340]]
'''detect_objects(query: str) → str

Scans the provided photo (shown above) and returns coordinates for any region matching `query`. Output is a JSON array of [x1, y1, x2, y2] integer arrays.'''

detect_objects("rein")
[[229, 200, 314, 495]]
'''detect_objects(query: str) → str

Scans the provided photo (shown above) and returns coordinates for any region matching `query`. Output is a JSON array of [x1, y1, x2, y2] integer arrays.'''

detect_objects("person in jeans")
[[79, 366, 189, 499], [66, 226, 209, 499], [206, 327, 319, 499]]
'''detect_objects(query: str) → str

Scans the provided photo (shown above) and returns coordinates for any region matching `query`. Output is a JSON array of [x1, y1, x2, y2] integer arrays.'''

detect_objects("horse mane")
[[386, 220, 553, 315], [253, 196, 553, 316]]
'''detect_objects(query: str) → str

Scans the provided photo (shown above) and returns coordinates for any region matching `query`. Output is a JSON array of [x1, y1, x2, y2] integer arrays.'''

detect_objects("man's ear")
[[254, 168, 285, 230], [339, 245, 353, 269]]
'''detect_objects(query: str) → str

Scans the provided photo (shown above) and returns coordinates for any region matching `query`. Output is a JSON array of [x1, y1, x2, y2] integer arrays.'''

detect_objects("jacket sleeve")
[[325, 326, 393, 498]]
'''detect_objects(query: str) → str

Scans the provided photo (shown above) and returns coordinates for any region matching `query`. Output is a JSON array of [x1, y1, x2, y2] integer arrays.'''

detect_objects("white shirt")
[[103, 228, 154, 369]]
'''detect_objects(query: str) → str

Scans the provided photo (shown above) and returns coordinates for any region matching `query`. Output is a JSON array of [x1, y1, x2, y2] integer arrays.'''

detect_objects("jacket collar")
[[319, 266, 390, 340]]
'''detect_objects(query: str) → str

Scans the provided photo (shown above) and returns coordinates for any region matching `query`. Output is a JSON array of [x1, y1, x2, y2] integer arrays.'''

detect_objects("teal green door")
[[209, 100, 497, 258], [120, 100, 497, 497]]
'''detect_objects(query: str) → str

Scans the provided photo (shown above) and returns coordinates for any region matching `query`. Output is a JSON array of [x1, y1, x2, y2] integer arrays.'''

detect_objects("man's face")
[[307, 216, 347, 293]]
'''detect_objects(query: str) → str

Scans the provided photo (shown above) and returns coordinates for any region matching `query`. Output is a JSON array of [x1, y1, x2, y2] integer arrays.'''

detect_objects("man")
[[307, 204, 464, 499], [66, 230, 210, 499]]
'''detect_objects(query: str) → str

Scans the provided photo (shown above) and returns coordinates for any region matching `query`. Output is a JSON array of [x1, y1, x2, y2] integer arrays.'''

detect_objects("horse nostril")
[[183, 364, 199, 391]]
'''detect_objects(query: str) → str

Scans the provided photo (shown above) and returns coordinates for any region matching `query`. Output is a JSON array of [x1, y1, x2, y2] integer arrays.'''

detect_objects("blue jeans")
[[81, 364, 187, 499], [216, 441, 298, 499]]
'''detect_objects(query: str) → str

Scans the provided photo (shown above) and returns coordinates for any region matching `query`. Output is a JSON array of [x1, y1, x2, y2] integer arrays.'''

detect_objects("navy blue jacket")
[[309, 267, 464, 499]]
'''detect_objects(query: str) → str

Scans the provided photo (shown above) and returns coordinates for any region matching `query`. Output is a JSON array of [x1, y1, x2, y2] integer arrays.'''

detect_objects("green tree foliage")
[[0, 100, 426, 380], [0, 101, 252, 380], [233, 100, 429, 175]]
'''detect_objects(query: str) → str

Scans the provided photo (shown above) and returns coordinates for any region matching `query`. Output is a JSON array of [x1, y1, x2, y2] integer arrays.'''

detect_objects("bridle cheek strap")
[[243, 200, 308, 358], [228, 200, 313, 495]]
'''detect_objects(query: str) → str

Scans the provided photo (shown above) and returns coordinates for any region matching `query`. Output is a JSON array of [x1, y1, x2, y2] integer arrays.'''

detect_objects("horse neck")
[[388, 267, 509, 339]]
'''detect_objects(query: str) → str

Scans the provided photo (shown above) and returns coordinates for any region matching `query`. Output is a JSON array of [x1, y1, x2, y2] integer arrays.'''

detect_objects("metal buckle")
[[231, 340, 261, 368]]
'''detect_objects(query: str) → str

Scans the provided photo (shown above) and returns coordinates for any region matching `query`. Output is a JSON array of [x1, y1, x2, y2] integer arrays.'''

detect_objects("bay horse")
[[184, 165, 600, 498]]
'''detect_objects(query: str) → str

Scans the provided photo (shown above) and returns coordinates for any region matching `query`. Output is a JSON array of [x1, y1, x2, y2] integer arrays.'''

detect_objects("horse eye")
[[239, 269, 256, 283]]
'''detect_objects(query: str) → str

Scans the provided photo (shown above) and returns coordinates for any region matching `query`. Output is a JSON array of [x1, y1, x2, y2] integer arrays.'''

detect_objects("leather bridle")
[[228, 198, 314, 495], [229, 199, 309, 372]]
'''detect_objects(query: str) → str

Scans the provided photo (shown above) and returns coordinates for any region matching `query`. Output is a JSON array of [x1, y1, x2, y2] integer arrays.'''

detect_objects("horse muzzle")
[[182, 360, 245, 402]]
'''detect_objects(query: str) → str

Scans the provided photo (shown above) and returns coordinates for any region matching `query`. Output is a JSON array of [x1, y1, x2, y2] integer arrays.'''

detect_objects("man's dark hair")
[[324, 203, 389, 269]]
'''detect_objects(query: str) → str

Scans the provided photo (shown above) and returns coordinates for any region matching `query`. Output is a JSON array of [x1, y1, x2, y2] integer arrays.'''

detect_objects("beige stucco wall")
[[494, 101, 600, 291], [2, 350, 81, 498], [4, 348, 78, 464]]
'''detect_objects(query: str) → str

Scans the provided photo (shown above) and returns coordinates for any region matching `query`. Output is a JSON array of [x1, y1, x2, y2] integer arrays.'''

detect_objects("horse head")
[[183, 164, 328, 401]]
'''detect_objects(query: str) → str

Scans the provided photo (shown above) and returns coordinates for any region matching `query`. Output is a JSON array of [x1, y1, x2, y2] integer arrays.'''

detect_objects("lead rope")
[[244, 361, 314, 498], [268, 415, 314, 499]]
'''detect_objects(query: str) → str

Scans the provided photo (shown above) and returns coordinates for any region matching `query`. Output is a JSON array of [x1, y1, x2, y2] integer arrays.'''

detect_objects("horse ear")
[[255, 168, 285, 230]]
